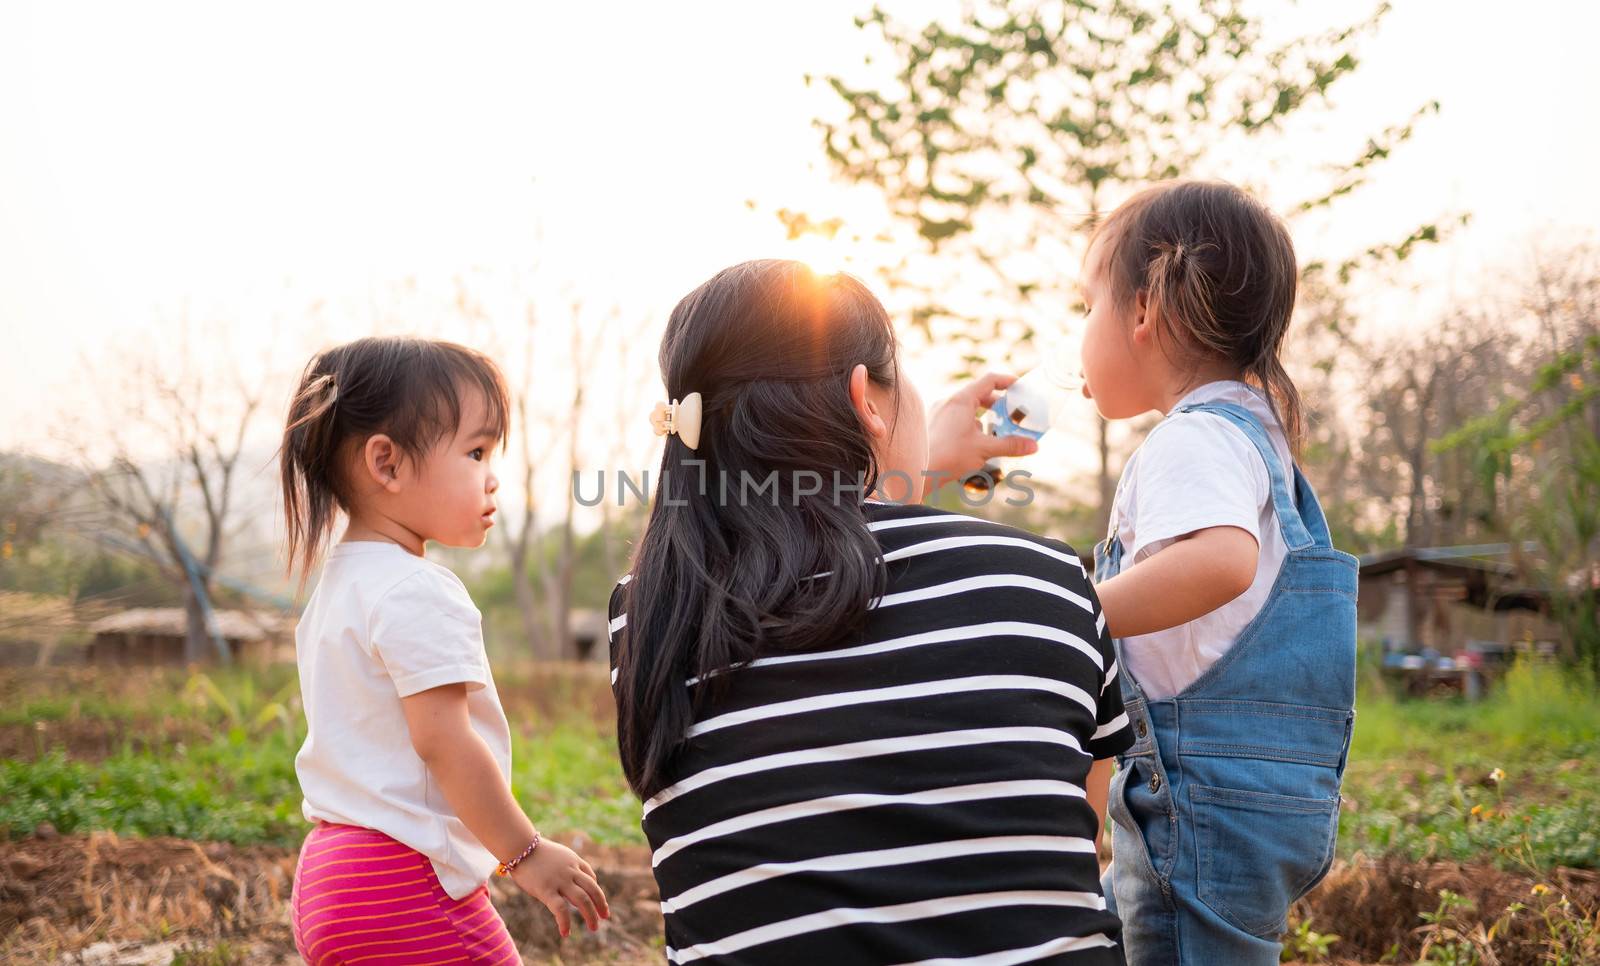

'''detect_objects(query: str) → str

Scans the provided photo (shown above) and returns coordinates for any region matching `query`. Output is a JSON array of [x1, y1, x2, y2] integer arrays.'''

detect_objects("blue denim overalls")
[[1094, 401, 1357, 966]]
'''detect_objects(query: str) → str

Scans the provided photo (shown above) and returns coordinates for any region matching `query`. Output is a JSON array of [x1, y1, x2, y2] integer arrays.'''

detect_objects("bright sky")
[[2, 0, 1597, 479]]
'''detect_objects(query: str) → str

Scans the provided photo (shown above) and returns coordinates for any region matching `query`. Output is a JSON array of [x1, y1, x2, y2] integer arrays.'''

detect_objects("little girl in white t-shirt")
[[279, 337, 607, 965]]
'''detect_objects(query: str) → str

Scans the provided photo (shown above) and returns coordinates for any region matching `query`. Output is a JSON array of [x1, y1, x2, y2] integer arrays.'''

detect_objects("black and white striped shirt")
[[608, 501, 1134, 965]]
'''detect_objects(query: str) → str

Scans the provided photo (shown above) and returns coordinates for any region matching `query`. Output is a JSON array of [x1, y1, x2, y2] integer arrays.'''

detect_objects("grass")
[[3, 659, 1598, 872], [1339, 661, 1600, 871], [512, 722, 640, 845], [0, 688, 178, 726], [0, 663, 644, 849], [5, 659, 1597, 966], [0, 737, 304, 846]]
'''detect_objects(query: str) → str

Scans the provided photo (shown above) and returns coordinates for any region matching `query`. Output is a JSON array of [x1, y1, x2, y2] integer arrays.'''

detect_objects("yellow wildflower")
[[1532, 883, 1551, 896], [1489, 768, 1506, 784]]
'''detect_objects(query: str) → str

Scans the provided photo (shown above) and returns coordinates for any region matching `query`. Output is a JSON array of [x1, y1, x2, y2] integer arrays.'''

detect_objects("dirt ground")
[[1291, 853, 1600, 965], [3, 833, 1598, 965], [0, 832, 663, 965]]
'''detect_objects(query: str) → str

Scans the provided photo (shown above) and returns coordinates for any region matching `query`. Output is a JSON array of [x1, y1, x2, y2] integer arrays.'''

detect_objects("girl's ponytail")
[[281, 366, 344, 586], [1144, 240, 1220, 357], [1248, 354, 1304, 459]]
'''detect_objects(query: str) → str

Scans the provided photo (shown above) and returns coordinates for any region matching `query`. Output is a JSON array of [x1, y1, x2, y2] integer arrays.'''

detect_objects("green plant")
[[511, 720, 643, 846], [1517, 885, 1600, 966], [169, 941, 244, 966], [0, 664, 646, 849], [1416, 890, 1489, 965], [182, 670, 298, 739], [0, 738, 304, 846], [1281, 917, 1340, 963]]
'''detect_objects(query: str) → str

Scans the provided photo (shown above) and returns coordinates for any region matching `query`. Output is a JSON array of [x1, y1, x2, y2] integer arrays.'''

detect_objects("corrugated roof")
[[1358, 542, 1543, 579]]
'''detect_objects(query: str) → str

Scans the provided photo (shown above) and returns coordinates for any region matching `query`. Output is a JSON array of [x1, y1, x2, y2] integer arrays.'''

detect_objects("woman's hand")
[[924, 372, 1041, 491], [510, 839, 610, 938]]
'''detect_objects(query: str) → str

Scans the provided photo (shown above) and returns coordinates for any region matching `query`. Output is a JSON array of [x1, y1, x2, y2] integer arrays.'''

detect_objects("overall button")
[[1149, 772, 1162, 793], [1135, 720, 1148, 739]]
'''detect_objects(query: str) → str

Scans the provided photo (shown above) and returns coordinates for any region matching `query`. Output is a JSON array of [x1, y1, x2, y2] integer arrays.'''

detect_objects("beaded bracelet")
[[495, 830, 541, 877]]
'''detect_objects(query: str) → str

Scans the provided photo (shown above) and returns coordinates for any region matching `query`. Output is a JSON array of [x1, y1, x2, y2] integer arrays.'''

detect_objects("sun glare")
[[788, 235, 853, 278]]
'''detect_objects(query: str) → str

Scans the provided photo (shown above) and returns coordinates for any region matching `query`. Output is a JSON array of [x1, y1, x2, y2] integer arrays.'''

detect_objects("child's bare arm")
[[1094, 526, 1258, 639], [401, 684, 608, 937], [1087, 757, 1114, 853]]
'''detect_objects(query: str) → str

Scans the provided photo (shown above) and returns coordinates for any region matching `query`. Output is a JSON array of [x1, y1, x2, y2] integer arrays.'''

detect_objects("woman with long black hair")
[[609, 260, 1133, 965]]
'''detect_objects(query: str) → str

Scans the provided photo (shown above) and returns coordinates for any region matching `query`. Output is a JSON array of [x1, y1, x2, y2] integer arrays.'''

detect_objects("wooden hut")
[[1358, 544, 1565, 694], [569, 608, 609, 662]]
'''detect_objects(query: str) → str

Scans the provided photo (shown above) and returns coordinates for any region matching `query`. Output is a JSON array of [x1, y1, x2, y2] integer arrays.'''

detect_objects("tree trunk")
[[543, 325, 585, 662], [508, 534, 548, 659], [600, 480, 619, 587], [1406, 424, 1432, 548], [545, 492, 577, 661], [182, 587, 211, 663]]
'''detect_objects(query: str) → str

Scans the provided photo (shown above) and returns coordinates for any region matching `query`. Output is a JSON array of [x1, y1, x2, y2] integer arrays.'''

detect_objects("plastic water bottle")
[[988, 341, 1083, 439], [963, 341, 1082, 495]]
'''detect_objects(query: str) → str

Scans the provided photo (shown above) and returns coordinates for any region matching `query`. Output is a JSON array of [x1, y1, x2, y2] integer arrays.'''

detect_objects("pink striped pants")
[[290, 822, 520, 965]]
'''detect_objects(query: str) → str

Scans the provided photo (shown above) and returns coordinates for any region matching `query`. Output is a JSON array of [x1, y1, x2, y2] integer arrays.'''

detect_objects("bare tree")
[[501, 302, 555, 657], [1429, 244, 1600, 669], [70, 345, 264, 662], [493, 296, 647, 661], [596, 322, 655, 587], [1331, 314, 1508, 550], [535, 315, 591, 659], [1299, 246, 1600, 651]]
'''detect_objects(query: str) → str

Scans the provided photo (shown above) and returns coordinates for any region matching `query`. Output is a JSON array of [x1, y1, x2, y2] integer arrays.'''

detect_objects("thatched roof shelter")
[[87, 608, 286, 664]]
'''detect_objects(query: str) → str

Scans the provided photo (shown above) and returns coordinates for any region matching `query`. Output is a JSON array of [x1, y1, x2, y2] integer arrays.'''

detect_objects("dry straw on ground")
[[1, 832, 663, 965]]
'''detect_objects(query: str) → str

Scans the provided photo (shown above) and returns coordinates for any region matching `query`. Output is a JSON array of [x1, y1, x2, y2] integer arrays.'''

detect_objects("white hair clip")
[[649, 392, 703, 451]]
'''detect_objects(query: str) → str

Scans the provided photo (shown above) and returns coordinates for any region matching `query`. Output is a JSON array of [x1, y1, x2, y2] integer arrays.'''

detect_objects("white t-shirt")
[[294, 541, 512, 900], [1109, 381, 1294, 700]]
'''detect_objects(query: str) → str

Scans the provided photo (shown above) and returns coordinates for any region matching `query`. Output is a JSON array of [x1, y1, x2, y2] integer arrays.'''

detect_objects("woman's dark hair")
[[280, 336, 510, 582], [1092, 180, 1304, 451], [614, 259, 900, 799]]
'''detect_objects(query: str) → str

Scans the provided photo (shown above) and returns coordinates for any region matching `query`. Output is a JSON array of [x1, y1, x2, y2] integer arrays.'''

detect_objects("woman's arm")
[[402, 684, 608, 937], [1093, 526, 1258, 639]]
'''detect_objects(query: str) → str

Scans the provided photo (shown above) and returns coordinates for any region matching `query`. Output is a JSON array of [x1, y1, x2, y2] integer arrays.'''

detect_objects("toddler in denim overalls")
[[1074, 181, 1358, 965]]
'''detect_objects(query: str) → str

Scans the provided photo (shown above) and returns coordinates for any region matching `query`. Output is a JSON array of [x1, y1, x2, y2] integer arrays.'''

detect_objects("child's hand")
[[926, 372, 1040, 485], [510, 839, 610, 938]]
